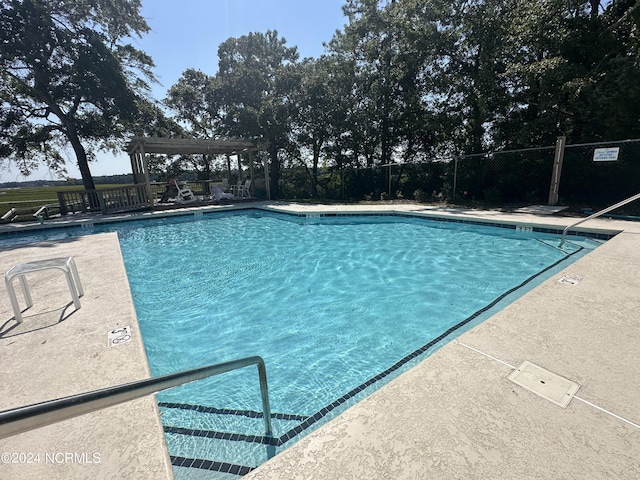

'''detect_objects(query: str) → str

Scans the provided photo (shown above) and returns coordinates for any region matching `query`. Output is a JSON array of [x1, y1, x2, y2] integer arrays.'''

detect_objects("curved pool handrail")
[[0, 355, 273, 440], [559, 191, 640, 247]]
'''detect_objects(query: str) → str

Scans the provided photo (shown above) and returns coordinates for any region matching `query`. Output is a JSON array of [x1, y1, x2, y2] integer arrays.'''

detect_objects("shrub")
[[413, 189, 427, 202]]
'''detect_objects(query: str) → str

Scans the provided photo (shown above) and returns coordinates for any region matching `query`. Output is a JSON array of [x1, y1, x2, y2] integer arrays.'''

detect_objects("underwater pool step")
[[159, 402, 308, 437], [159, 402, 308, 421], [161, 402, 329, 473], [165, 428, 281, 473], [171, 454, 254, 477], [164, 425, 278, 446]]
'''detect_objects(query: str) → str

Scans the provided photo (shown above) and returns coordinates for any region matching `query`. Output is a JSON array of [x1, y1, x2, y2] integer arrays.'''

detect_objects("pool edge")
[[2, 202, 639, 479]]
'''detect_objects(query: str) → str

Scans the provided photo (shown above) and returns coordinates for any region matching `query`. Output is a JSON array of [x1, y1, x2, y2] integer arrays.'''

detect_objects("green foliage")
[[163, 69, 220, 178], [497, 0, 640, 145], [5, 0, 631, 203], [165, 69, 218, 138], [212, 30, 299, 197], [0, 0, 159, 190], [327, 0, 640, 158], [159, 0, 639, 204], [329, 0, 422, 165]]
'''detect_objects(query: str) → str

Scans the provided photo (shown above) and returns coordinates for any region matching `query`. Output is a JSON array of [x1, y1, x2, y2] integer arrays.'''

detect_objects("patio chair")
[[237, 179, 252, 199], [229, 180, 243, 196], [210, 185, 234, 202], [1, 208, 17, 224], [170, 179, 196, 203]]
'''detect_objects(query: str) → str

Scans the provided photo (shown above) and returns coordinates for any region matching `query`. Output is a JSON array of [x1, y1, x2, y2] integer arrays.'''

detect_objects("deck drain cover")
[[507, 361, 579, 408]]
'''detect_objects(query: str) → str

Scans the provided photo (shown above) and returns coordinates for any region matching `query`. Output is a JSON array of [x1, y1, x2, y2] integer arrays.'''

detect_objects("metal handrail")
[[0, 355, 272, 440], [559, 192, 640, 247]]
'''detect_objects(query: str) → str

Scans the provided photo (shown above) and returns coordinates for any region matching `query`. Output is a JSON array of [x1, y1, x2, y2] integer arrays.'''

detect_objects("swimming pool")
[[0, 208, 605, 478], [107, 210, 597, 478]]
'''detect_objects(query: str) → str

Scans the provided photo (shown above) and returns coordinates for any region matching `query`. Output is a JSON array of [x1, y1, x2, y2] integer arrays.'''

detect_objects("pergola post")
[[129, 144, 154, 210], [124, 137, 268, 200], [140, 145, 153, 208], [263, 152, 271, 200], [248, 151, 255, 196]]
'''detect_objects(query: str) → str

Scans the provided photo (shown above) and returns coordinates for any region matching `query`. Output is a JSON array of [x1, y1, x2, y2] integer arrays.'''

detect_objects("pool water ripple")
[[112, 211, 593, 474]]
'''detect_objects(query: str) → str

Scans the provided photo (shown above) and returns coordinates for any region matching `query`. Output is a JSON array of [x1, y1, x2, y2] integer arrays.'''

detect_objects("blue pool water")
[[111, 210, 593, 477], [0, 209, 601, 477]]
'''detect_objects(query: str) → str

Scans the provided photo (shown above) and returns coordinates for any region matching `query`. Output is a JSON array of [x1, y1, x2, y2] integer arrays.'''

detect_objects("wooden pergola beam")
[[126, 137, 266, 156], [125, 137, 270, 204]]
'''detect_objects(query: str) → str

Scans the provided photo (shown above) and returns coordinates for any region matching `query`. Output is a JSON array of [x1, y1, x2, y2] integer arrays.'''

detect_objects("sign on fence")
[[593, 147, 620, 162]]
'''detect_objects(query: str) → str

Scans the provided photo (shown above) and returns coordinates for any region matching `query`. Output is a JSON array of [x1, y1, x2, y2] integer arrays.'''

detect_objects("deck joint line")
[[455, 341, 516, 369], [573, 396, 640, 430], [456, 342, 640, 430]]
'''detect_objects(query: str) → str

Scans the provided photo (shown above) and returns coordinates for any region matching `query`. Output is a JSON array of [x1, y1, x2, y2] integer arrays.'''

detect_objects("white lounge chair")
[[229, 180, 243, 196], [1, 208, 17, 223], [210, 185, 234, 201], [170, 179, 196, 203], [237, 179, 252, 199]]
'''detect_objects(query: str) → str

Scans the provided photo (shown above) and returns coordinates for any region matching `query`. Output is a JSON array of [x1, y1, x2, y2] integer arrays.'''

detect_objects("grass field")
[[0, 184, 129, 218]]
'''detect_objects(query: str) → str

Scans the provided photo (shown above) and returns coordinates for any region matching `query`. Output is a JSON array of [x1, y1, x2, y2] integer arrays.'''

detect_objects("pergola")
[[126, 137, 270, 204]]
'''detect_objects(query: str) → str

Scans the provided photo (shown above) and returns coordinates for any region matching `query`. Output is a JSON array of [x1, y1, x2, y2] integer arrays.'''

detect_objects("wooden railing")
[[57, 185, 151, 216]]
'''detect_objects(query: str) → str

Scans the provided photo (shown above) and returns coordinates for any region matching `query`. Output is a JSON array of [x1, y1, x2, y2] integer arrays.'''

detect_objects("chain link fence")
[[560, 139, 640, 208], [452, 147, 556, 204], [278, 138, 640, 209], [279, 161, 455, 202]]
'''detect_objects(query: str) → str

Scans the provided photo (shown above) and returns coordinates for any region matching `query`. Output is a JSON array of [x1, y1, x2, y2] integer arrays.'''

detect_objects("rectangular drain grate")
[[507, 361, 580, 408]]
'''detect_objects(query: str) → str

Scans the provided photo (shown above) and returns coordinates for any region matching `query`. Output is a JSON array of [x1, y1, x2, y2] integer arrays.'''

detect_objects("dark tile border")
[[165, 244, 585, 475], [171, 455, 254, 476], [158, 402, 308, 422], [0, 205, 618, 242], [258, 208, 617, 240]]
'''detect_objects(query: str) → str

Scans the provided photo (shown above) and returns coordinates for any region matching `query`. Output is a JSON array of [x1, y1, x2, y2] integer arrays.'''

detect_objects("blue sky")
[[2, 0, 347, 182], [138, 0, 348, 101]]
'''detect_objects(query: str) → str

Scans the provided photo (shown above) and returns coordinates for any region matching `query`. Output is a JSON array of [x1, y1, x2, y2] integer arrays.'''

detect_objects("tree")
[[0, 0, 156, 190], [166, 69, 220, 139], [328, 0, 442, 170], [165, 69, 221, 179], [289, 57, 339, 196], [390, 0, 511, 155], [214, 30, 300, 198], [330, 0, 403, 166], [498, 0, 640, 145]]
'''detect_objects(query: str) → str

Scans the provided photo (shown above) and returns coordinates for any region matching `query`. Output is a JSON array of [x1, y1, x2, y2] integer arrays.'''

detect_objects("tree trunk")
[[311, 136, 322, 197], [68, 128, 96, 192], [201, 154, 212, 180], [268, 139, 280, 199], [33, 84, 96, 191], [469, 51, 484, 155], [590, 0, 599, 19], [45, 100, 96, 191]]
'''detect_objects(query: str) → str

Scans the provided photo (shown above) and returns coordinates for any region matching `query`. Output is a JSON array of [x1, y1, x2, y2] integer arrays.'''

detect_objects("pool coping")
[[0, 200, 622, 241], [1, 201, 639, 479], [248, 205, 640, 479], [0, 232, 173, 479]]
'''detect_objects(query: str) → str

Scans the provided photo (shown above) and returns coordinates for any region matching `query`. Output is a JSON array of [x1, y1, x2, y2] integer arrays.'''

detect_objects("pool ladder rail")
[[559, 191, 640, 248], [0, 355, 273, 440]]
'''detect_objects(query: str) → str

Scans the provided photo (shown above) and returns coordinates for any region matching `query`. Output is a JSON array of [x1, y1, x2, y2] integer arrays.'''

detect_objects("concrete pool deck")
[[1, 201, 639, 479]]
